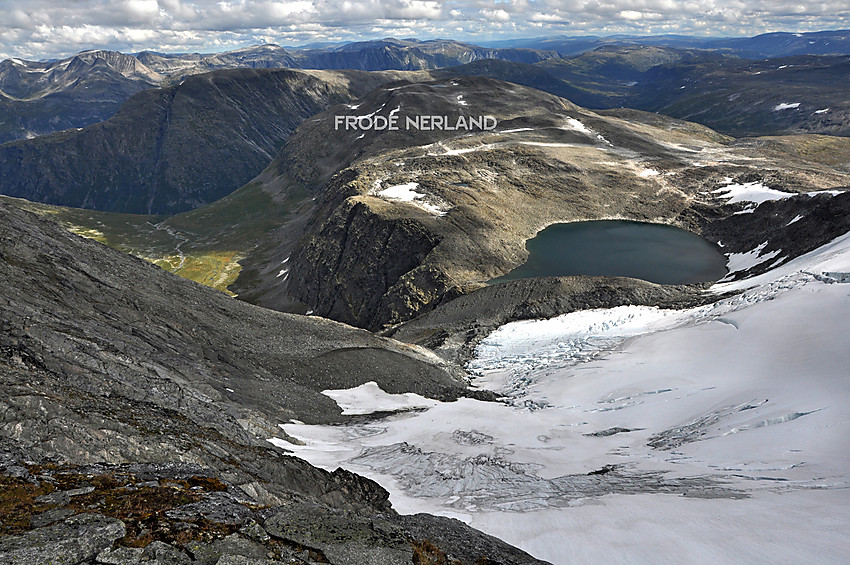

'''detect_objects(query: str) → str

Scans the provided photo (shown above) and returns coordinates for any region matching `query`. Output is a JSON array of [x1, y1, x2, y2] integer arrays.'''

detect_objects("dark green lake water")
[[491, 220, 728, 285]]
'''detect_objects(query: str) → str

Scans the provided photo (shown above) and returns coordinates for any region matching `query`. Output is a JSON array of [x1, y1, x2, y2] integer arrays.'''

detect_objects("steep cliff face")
[[289, 196, 446, 329]]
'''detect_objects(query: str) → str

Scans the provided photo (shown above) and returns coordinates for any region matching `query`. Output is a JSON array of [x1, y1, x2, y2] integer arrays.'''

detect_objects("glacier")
[[270, 231, 850, 564]]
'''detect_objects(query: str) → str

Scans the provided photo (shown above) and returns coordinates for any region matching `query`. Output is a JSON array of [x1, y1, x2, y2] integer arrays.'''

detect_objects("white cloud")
[[481, 8, 511, 21], [619, 10, 644, 20], [0, 0, 848, 60]]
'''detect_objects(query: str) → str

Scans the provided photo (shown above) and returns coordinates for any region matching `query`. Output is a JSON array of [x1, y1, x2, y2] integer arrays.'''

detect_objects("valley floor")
[[271, 232, 850, 564]]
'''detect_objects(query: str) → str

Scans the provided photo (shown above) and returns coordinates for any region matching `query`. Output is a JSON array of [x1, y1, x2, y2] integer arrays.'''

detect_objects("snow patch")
[[375, 182, 447, 216], [712, 182, 793, 206], [639, 168, 660, 178], [807, 189, 843, 197], [378, 182, 422, 201], [772, 102, 800, 111], [564, 117, 591, 134], [721, 242, 781, 279], [321, 381, 438, 416], [814, 108, 830, 114], [276, 257, 290, 277]]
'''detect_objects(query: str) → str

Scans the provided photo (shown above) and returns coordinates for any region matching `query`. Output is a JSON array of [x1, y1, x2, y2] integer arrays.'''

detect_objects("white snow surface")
[[316, 381, 437, 416], [713, 182, 842, 213], [375, 182, 446, 216], [563, 117, 591, 134], [712, 181, 793, 206], [271, 231, 850, 564], [773, 102, 800, 111], [720, 242, 781, 279], [499, 127, 536, 134], [377, 182, 421, 200], [815, 108, 830, 114]]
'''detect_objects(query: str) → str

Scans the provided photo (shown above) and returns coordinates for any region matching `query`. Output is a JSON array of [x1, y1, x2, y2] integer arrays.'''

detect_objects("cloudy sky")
[[2, 0, 848, 60]]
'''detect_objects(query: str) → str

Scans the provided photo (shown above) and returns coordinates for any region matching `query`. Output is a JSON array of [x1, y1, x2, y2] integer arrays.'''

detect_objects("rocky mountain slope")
[[0, 67, 416, 214], [0, 50, 162, 143], [15, 76, 848, 334], [0, 199, 545, 564], [218, 76, 848, 330], [437, 46, 850, 137]]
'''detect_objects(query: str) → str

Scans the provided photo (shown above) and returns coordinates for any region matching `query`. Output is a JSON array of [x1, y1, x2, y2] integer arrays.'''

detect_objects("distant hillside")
[[0, 68, 406, 214], [437, 46, 850, 137], [632, 54, 850, 137], [483, 30, 850, 58], [0, 51, 161, 143]]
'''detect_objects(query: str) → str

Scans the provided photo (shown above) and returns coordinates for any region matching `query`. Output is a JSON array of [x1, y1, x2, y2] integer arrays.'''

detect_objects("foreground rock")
[[0, 457, 544, 564], [0, 202, 545, 563]]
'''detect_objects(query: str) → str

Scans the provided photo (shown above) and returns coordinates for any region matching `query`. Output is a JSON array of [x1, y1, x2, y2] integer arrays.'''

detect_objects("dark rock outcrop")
[[289, 197, 446, 329]]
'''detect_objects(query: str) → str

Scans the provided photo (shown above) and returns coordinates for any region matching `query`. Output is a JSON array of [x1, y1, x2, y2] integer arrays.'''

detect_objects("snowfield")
[[271, 231, 850, 564]]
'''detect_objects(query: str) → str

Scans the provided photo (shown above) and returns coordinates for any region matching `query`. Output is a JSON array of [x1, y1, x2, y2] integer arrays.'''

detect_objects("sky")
[[1, 0, 849, 60]]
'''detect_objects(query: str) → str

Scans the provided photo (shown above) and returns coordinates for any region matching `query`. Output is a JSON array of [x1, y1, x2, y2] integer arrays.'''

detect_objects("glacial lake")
[[490, 220, 728, 285]]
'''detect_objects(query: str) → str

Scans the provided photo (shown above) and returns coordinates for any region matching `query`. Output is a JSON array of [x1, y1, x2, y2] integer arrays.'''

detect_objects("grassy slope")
[[0, 176, 308, 296]]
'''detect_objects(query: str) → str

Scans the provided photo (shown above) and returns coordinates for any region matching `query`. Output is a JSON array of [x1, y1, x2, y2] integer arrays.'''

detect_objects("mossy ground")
[[0, 466, 239, 548]]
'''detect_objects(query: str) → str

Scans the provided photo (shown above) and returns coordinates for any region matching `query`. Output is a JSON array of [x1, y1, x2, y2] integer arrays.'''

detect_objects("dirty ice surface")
[[271, 232, 850, 564]]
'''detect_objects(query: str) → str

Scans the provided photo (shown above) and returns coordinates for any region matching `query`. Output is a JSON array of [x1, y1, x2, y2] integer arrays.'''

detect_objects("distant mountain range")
[[482, 30, 850, 58], [0, 40, 554, 143], [2, 30, 848, 143]]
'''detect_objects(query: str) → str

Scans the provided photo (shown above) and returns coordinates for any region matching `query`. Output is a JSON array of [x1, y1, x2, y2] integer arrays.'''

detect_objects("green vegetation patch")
[[1, 178, 310, 296]]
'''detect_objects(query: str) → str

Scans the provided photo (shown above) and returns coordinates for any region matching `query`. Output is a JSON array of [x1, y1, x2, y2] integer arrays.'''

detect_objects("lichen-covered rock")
[[0, 514, 125, 565], [97, 545, 145, 564], [263, 503, 413, 565]]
